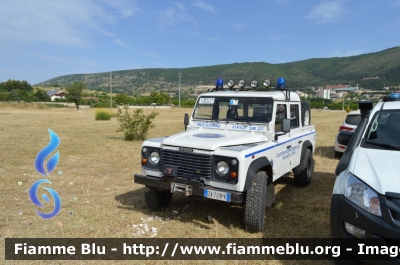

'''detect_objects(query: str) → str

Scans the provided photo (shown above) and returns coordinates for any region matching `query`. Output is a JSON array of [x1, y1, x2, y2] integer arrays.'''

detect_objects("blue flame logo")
[[29, 179, 61, 219], [34, 129, 60, 176]]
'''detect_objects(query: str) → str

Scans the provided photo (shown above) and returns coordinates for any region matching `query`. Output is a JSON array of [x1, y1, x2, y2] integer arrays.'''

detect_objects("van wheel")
[[243, 171, 267, 232], [301, 102, 311, 126], [144, 186, 172, 210], [293, 148, 313, 186]]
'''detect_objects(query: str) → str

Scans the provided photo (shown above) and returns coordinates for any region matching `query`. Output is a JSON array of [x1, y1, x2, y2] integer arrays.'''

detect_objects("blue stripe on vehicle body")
[[244, 131, 316, 158]]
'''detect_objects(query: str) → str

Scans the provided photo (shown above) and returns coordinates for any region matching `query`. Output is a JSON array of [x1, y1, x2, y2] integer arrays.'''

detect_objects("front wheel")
[[243, 171, 268, 232], [144, 186, 173, 210], [293, 148, 313, 186]]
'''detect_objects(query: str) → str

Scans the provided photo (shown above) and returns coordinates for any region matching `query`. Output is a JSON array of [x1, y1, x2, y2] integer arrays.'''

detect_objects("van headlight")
[[337, 173, 382, 217], [216, 161, 229, 175], [150, 151, 160, 164]]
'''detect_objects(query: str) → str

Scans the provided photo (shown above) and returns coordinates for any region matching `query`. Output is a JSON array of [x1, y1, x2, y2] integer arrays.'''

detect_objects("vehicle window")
[[363, 110, 400, 148], [345, 115, 361, 126], [193, 96, 273, 123], [275, 104, 287, 132], [290, 104, 299, 129]]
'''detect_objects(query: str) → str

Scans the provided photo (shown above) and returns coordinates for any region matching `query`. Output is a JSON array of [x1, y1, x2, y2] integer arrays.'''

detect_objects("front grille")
[[380, 193, 400, 229], [161, 149, 212, 179]]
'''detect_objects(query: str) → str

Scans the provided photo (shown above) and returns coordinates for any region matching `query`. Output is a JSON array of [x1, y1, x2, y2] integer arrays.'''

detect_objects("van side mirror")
[[184, 113, 189, 131], [275, 119, 291, 141], [281, 119, 291, 133]]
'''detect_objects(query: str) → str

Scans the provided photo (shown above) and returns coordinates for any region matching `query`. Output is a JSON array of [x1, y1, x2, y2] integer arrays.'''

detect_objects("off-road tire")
[[293, 148, 313, 186], [243, 171, 267, 232], [144, 186, 173, 210], [301, 102, 311, 126]]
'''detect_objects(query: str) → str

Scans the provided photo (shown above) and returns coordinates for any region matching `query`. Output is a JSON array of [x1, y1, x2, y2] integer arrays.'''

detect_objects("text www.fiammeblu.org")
[[122, 243, 342, 258]]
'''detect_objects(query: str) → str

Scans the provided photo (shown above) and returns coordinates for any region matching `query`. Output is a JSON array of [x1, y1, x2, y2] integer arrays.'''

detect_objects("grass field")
[[0, 103, 348, 264]]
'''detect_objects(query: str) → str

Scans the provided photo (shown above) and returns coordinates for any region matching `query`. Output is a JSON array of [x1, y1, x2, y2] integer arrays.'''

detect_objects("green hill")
[[37, 46, 400, 95]]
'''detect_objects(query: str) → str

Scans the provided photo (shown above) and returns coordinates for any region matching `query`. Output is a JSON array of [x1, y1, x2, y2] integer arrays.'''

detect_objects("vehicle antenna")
[[242, 62, 254, 80]]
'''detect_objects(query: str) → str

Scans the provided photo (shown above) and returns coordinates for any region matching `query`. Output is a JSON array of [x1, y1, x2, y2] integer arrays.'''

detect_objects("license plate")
[[204, 189, 231, 202]]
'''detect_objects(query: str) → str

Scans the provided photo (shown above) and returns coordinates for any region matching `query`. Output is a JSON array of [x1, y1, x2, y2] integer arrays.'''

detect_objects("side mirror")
[[337, 131, 354, 147], [281, 119, 291, 133], [184, 113, 189, 131], [275, 119, 291, 141]]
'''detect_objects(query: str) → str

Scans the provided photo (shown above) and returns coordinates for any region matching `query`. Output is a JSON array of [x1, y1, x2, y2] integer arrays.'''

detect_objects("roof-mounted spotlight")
[[250, 80, 258, 88], [238, 79, 245, 90], [262, 79, 271, 88], [227, 80, 235, 89]]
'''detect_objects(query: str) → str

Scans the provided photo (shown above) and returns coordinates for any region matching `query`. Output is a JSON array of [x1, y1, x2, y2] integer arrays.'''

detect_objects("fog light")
[[344, 221, 366, 238]]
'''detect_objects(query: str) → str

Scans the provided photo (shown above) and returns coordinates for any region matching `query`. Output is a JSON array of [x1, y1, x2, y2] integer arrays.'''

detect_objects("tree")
[[34, 89, 50, 102], [66, 82, 86, 110]]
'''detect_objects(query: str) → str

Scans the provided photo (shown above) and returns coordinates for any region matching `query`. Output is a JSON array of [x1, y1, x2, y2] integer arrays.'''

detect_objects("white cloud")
[[208, 37, 220, 42], [0, 0, 140, 49], [330, 48, 364, 57], [101, 0, 140, 18], [192, 0, 215, 12], [231, 22, 248, 29], [113, 39, 131, 49], [156, 3, 198, 29], [269, 34, 285, 40], [306, 1, 348, 23], [139, 51, 159, 58]]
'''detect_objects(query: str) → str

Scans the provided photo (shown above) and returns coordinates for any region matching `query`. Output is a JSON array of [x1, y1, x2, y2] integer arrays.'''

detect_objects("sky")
[[1, 0, 400, 85]]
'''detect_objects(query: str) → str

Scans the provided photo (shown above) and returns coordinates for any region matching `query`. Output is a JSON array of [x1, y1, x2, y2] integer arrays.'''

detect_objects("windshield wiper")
[[365, 141, 400, 150]]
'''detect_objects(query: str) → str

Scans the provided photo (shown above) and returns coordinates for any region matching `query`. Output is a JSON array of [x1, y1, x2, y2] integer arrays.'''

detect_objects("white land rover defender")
[[134, 78, 316, 232]]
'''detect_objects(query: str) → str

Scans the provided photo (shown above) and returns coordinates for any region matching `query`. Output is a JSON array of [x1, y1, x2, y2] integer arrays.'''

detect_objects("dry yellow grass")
[[0, 106, 347, 264]]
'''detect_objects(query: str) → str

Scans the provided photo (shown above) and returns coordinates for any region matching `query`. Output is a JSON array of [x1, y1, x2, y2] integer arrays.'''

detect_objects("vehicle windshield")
[[193, 96, 274, 123], [362, 110, 400, 150]]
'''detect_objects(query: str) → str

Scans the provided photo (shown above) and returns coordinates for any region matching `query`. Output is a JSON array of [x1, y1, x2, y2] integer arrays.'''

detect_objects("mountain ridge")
[[37, 46, 400, 94]]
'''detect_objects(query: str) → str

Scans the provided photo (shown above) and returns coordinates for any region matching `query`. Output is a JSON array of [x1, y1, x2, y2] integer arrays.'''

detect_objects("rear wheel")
[[144, 186, 172, 210], [293, 148, 313, 186], [243, 171, 268, 232]]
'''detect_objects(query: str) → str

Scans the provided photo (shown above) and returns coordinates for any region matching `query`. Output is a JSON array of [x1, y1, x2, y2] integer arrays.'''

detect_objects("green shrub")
[[116, 106, 159, 141], [95, 110, 112, 120]]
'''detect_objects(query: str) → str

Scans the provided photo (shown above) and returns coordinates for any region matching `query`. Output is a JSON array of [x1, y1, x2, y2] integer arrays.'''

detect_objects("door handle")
[[286, 145, 291, 149]]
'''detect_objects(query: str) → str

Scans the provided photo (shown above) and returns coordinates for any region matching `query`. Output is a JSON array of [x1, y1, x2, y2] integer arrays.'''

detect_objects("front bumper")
[[134, 174, 244, 203], [330, 194, 400, 262]]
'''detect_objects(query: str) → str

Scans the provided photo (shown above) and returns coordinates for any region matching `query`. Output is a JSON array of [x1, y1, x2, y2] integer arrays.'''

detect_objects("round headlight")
[[150, 151, 160, 164], [227, 80, 235, 88], [231, 159, 238, 166], [216, 161, 229, 175], [251, 80, 258, 88], [238, 79, 245, 89], [263, 79, 271, 88]]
